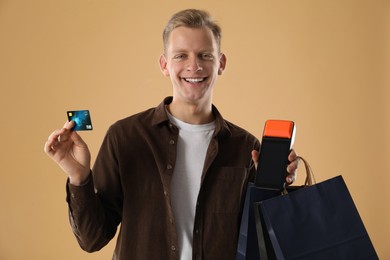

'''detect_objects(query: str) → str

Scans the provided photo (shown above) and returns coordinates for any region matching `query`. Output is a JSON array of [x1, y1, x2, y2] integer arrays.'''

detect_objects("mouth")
[[182, 77, 206, 83]]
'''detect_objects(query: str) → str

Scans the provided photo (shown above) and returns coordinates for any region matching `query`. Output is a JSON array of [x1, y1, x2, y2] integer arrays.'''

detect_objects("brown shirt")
[[66, 97, 260, 260]]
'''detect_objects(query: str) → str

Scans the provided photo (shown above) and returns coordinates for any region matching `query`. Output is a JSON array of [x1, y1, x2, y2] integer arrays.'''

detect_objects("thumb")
[[69, 131, 88, 148], [251, 150, 259, 170]]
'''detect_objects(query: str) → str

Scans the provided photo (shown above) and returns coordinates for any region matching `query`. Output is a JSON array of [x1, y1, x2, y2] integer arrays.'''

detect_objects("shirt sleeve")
[[65, 171, 119, 252], [66, 173, 95, 211]]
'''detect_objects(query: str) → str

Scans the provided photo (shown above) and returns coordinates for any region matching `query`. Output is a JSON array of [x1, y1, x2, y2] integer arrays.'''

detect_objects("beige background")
[[0, 0, 389, 259]]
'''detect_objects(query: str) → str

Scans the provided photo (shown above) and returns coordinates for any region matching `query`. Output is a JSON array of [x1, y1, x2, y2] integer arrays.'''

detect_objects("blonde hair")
[[162, 9, 222, 53]]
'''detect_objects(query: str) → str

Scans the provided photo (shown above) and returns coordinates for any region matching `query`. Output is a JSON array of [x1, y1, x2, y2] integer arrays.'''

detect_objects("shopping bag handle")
[[283, 156, 316, 194]]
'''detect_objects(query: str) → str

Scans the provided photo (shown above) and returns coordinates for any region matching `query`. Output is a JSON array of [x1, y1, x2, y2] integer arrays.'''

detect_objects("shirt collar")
[[152, 96, 231, 138]]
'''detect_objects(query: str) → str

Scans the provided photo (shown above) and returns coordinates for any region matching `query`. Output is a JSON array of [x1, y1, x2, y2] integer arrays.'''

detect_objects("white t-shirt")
[[167, 112, 215, 259]]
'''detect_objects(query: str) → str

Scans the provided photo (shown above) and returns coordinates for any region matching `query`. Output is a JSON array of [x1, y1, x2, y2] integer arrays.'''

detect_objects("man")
[[44, 9, 298, 260]]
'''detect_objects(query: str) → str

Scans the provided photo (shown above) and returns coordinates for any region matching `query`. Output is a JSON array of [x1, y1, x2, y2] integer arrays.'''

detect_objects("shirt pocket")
[[203, 167, 249, 214]]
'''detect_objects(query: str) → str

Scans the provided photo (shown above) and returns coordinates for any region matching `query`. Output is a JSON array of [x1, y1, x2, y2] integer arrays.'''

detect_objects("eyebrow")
[[170, 48, 216, 54]]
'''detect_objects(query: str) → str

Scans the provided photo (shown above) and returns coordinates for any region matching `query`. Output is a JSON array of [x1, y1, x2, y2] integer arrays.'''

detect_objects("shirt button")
[[167, 164, 173, 170], [171, 245, 176, 251], [164, 190, 168, 196], [195, 229, 199, 234], [169, 139, 175, 145]]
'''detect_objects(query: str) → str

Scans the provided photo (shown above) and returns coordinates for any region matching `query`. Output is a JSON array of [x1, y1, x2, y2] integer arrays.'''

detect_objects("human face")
[[159, 26, 226, 107]]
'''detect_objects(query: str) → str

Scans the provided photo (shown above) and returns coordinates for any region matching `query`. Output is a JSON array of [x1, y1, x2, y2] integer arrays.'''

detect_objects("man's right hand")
[[44, 121, 91, 185]]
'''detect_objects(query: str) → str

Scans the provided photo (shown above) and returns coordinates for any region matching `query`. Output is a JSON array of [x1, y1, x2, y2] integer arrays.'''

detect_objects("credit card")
[[67, 110, 93, 131]]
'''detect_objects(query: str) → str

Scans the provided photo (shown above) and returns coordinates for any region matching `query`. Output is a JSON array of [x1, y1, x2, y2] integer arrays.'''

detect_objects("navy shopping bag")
[[254, 159, 378, 260], [236, 154, 309, 260], [236, 183, 281, 260]]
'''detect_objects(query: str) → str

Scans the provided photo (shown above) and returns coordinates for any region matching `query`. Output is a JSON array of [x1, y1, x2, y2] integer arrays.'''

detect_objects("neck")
[[167, 100, 214, 125]]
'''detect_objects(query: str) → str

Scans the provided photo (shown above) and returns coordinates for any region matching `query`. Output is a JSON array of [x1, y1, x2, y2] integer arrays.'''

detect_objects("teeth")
[[184, 78, 204, 83]]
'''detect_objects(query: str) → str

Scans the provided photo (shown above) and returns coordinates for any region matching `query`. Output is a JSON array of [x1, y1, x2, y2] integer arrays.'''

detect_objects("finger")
[[57, 121, 75, 142], [57, 130, 69, 143], [286, 173, 296, 184], [288, 149, 297, 162], [44, 125, 73, 153], [64, 120, 75, 130], [286, 152, 299, 184], [287, 158, 299, 174], [44, 139, 54, 154], [44, 129, 62, 150], [57, 121, 76, 142], [44, 136, 62, 155]]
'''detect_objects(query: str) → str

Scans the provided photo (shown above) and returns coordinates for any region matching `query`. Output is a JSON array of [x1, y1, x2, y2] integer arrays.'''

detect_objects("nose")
[[186, 56, 203, 72]]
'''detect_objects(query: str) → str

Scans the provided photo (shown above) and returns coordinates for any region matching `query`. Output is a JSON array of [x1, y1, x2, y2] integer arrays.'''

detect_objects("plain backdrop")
[[0, 0, 389, 259]]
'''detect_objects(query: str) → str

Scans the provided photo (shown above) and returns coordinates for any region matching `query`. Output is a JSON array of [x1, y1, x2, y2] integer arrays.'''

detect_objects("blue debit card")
[[67, 110, 93, 131]]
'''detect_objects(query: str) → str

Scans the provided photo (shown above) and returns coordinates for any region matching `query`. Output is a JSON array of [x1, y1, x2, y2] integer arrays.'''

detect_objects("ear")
[[218, 53, 227, 75], [159, 55, 170, 76]]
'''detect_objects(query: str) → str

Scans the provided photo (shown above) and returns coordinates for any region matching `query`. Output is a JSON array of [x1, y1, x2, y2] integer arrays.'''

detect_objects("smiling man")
[[44, 9, 298, 260], [160, 24, 226, 124]]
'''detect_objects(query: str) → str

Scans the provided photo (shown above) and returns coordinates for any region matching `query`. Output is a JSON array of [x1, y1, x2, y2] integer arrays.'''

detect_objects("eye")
[[173, 54, 186, 60], [201, 53, 214, 60]]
